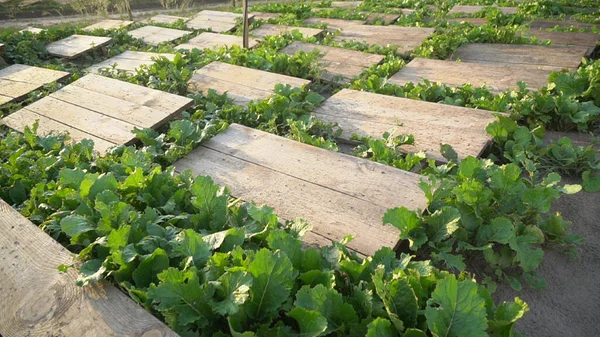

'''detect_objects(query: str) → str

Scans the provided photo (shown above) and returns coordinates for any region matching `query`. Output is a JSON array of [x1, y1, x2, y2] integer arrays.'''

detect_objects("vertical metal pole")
[[242, 0, 249, 49]]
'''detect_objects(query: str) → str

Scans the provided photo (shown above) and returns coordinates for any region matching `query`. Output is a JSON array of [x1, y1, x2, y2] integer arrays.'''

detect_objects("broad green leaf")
[[425, 207, 460, 243], [76, 259, 106, 286], [190, 175, 228, 231], [383, 207, 421, 240], [477, 217, 514, 244], [425, 275, 488, 337], [213, 271, 253, 315], [295, 284, 359, 335], [60, 215, 95, 243], [372, 267, 418, 329], [489, 297, 529, 335], [366, 318, 396, 337], [508, 236, 544, 273], [404, 329, 428, 337], [440, 144, 458, 163], [88, 173, 118, 202], [59, 168, 86, 190], [132, 248, 170, 288], [288, 307, 328, 337], [437, 252, 466, 271], [582, 171, 600, 192], [176, 229, 211, 268]]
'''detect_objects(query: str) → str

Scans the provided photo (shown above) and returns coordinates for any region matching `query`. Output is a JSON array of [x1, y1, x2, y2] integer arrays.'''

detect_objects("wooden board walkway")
[[278, 41, 383, 83], [0, 199, 178, 337], [83, 19, 133, 31], [177, 32, 258, 51], [363, 12, 401, 25], [149, 14, 188, 25], [0, 64, 70, 106], [46, 35, 112, 59], [331, 1, 362, 9], [187, 61, 310, 106], [529, 19, 600, 30], [525, 29, 599, 56], [251, 24, 323, 39], [332, 25, 435, 53], [449, 43, 588, 71], [303, 18, 366, 31], [128, 25, 188, 46], [447, 5, 518, 15], [2, 74, 193, 154], [187, 10, 252, 32], [387, 58, 552, 92], [87, 51, 176, 74], [174, 123, 428, 256], [312, 89, 496, 162]]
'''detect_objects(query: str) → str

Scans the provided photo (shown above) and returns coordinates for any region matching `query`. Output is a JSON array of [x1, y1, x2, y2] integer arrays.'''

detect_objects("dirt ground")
[[494, 176, 600, 337]]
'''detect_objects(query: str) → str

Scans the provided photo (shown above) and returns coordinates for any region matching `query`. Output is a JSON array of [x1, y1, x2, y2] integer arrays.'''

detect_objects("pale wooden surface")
[[249, 12, 280, 20], [88, 51, 175, 74], [2, 74, 193, 154], [279, 41, 384, 83], [0, 64, 69, 105], [332, 25, 435, 53], [448, 5, 518, 15], [447, 17, 488, 25], [186, 10, 252, 32], [251, 24, 323, 39], [313, 89, 496, 162], [363, 12, 401, 25], [20, 26, 44, 34], [303, 17, 366, 31], [46, 35, 112, 59], [149, 14, 188, 25], [174, 123, 427, 256], [187, 61, 311, 106], [83, 19, 134, 31], [388, 58, 552, 92], [176, 32, 259, 50], [0, 199, 179, 337], [525, 29, 599, 56], [529, 19, 600, 30], [449, 43, 588, 71], [128, 26, 189, 46], [331, 1, 362, 9]]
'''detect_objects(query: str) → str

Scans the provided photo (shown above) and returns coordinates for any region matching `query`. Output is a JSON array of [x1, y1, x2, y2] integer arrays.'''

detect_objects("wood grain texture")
[[186, 10, 253, 32], [449, 43, 588, 71], [83, 19, 134, 31], [174, 124, 427, 256], [447, 5, 518, 14], [388, 57, 552, 92], [0, 64, 70, 105], [303, 17, 366, 31], [46, 35, 112, 59], [278, 41, 383, 83], [331, 1, 362, 9], [149, 14, 189, 24], [87, 51, 176, 74], [250, 24, 323, 39], [332, 25, 434, 53], [525, 29, 599, 56], [313, 89, 496, 161], [187, 61, 310, 106], [0, 199, 179, 337], [176, 32, 259, 51], [128, 26, 189, 46]]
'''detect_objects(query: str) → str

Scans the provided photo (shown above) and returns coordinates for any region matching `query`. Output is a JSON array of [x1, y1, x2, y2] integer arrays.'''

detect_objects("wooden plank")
[[333, 25, 434, 53], [448, 5, 518, 15], [525, 29, 599, 56], [279, 41, 383, 83], [249, 12, 280, 20], [0, 199, 178, 337], [251, 24, 323, 39], [388, 58, 552, 92], [331, 1, 362, 9], [174, 124, 427, 256], [0, 64, 69, 104], [303, 17, 366, 31], [187, 61, 310, 106], [177, 32, 258, 51], [449, 43, 588, 71], [363, 12, 402, 25], [128, 26, 189, 46], [186, 10, 253, 32], [87, 51, 176, 74], [83, 19, 134, 31], [20, 26, 44, 34], [149, 14, 189, 25], [46, 35, 112, 59], [1, 109, 115, 154], [529, 19, 600, 30], [313, 89, 496, 161]]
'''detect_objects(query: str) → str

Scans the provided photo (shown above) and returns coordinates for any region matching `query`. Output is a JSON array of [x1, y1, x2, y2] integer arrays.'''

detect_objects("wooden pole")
[[242, 0, 249, 49]]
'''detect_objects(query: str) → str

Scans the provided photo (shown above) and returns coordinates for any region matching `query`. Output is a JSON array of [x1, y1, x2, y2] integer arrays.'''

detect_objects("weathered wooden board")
[[363, 12, 402, 25], [388, 58, 552, 92], [251, 24, 323, 39], [331, 1, 362, 9], [83, 19, 134, 31], [174, 124, 427, 256], [279, 41, 383, 83], [249, 12, 281, 21], [449, 43, 588, 71], [187, 10, 252, 32], [529, 19, 600, 30], [46, 35, 112, 59], [149, 14, 189, 25], [333, 25, 435, 53], [313, 89, 496, 161], [0, 64, 69, 105], [176, 32, 259, 51], [128, 25, 189, 46], [20, 26, 44, 34], [303, 17, 366, 31], [2, 74, 193, 154], [447, 17, 488, 25], [448, 5, 518, 15], [0, 200, 179, 337], [87, 51, 176, 74], [188, 61, 310, 106], [525, 29, 599, 56]]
